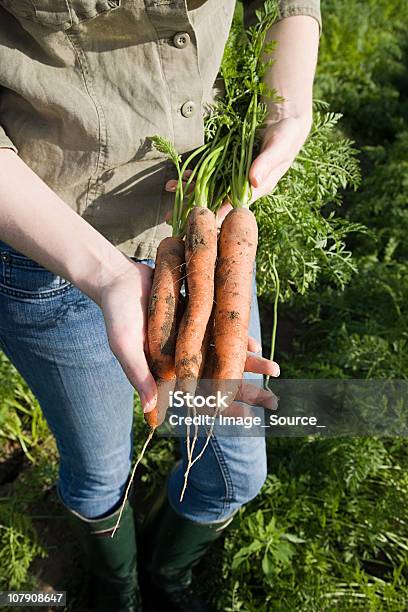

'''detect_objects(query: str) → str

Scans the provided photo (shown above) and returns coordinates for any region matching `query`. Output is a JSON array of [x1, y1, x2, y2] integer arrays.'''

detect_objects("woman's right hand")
[[96, 259, 158, 414]]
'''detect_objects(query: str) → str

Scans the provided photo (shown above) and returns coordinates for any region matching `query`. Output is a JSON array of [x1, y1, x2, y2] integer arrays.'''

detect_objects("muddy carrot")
[[175, 207, 217, 392], [213, 207, 258, 381], [146, 236, 184, 428]]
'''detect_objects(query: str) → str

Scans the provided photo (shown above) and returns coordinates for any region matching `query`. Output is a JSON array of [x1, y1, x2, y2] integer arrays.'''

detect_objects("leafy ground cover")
[[1, 0, 408, 610]]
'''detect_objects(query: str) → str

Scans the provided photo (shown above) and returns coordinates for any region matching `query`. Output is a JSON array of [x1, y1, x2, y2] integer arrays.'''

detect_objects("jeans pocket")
[[0, 244, 73, 300]]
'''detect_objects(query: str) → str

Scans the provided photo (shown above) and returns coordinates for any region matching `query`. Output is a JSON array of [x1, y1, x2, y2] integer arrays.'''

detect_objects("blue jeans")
[[0, 239, 266, 522]]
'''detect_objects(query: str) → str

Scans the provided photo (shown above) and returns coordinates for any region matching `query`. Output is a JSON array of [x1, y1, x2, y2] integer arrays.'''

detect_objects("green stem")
[[296, 155, 357, 181], [231, 92, 259, 208], [172, 143, 210, 235], [241, 93, 258, 208], [265, 254, 280, 389], [195, 139, 228, 207], [237, 110, 248, 201], [180, 142, 210, 179], [207, 131, 232, 209], [172, 164, 184, 237], [231, 141, 239, 204], [246, 93, 258, 181]]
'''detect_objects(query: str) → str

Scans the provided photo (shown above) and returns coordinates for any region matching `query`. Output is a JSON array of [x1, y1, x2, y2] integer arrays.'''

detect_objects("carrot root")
[[111, 427, 155, 537], [175, 207, 217, 394], [213, 208, 258, 382], [147, 236, 185, 428]]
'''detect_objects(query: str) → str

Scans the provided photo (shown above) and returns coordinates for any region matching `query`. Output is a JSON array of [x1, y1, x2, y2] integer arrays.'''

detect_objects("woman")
[[0, 1, 320, 610]]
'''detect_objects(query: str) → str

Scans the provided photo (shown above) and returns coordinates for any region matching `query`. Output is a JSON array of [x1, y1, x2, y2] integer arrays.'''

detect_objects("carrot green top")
[[0, 0, 321, 259]]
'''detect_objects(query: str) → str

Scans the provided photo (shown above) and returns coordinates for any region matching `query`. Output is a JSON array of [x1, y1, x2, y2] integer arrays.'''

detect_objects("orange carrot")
[[213, 207, 258, 381], [146, 236, 185, 428], [198, 306, 215, 380], [175, 207, 217, 393]]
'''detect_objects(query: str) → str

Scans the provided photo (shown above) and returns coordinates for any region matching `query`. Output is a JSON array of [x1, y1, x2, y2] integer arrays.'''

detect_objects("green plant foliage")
[[255, 106, 362, 301], [0, 352, 50, 462], [211, 437, 408, 611], [284, 258, 408, 379], [316, 0, 408, 141], [352, 133, 408, 261], [0, 503, 46, 590], [277, 0, 408, 381]]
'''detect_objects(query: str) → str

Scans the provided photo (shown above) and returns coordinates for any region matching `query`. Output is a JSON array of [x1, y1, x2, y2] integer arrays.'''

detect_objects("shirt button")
[[173, 32, 190, 49], [181, 100, 195, 118], [1, 253, 10, 262]]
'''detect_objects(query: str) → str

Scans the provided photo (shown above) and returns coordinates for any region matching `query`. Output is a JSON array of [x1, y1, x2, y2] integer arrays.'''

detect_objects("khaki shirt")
[[0, 0, 321, 259]]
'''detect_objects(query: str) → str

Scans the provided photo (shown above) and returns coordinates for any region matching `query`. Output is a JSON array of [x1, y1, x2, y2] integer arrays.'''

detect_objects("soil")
[[0, 441, 29, 486]]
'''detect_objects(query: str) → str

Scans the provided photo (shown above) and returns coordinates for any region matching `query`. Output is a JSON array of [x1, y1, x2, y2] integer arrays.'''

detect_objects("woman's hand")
[[248, 112, 312, 201], [96, 260, 158, 413]]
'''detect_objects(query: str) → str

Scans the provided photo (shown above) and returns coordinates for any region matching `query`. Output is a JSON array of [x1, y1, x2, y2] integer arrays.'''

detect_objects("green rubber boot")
[[140, 488, 234, 612], [65, 499, 141, 612]]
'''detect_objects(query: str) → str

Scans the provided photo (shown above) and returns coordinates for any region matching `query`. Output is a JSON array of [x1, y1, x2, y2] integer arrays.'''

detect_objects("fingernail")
[[270, 396, 278, 410], [143, 396, 156, 413], [274, 364, 280, 377], [253, 174, 262, 188]]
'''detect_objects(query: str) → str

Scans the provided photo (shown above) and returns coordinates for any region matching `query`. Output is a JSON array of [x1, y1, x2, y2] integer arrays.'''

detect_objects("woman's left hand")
[[248, 112, 312, 202]]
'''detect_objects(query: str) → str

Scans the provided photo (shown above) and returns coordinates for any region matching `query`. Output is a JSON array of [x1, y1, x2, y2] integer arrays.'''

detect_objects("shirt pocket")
[[0, 248, 73, 301], [0, 0, 121, 29]]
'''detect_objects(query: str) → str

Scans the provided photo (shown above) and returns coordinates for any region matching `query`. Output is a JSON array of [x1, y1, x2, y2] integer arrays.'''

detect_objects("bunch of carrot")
[[146, 131, 257, 432], [145, 1, 279, 431]]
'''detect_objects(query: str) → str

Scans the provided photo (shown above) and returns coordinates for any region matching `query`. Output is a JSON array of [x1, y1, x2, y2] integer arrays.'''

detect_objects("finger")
[[165, 168, 193, 186], [247, 336, 262, 353], [256, 387, 279, 410], [249, 137, 287, 188], [249, 163, 289, 202], [235, 381, 278, 410], [131, 356, 158, 413], [165, 179, 195, 194], [216, 199, 233, 229], [244, 353, 280, 377], [165, 179, 177, 192], [110, 338, 157, 413], [249, 115, 309, 192], [235, 382, 278, 410], [165, 169, 194, 192]]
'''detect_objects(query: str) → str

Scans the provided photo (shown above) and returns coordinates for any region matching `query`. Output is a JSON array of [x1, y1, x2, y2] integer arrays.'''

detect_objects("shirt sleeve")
[[0, 124, 17, 153], [243, 0, 322, 33]]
